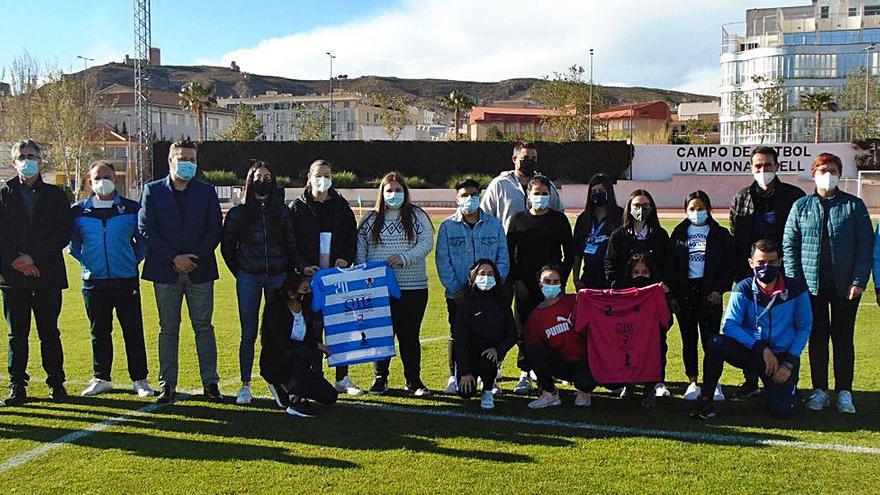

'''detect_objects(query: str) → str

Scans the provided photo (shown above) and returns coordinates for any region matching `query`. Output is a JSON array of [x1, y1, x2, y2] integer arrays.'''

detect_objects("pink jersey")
[[573, 284, 670, 384]]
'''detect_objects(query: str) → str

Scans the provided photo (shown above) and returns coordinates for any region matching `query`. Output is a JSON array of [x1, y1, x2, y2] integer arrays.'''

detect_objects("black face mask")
[[632, 276, 653, 288], [591, 190, 609, 206], [519, 158, 537, 176], [254, 179, 272, 197]]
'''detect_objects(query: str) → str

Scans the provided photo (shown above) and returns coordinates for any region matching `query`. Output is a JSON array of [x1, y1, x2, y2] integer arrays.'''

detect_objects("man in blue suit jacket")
[[139, 140, 222, 403]]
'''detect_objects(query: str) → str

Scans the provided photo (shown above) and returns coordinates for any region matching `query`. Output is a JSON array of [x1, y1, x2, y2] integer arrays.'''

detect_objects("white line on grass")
[[340, 401, 880, 456]]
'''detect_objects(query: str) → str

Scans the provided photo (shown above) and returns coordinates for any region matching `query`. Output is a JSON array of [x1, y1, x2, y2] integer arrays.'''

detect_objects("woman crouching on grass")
[[452, 259, 518, 410], [259, 273, 338, 418]]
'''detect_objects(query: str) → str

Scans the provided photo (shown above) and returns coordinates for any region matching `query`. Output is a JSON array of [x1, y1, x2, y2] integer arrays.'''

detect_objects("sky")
[[0, 0, 811, 97]]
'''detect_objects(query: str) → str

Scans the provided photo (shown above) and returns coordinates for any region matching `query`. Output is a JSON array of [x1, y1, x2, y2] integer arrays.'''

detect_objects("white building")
[[720, 0, 880, 144]]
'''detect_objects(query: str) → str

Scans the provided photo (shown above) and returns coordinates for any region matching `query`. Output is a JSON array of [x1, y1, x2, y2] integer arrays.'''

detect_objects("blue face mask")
[[175, 161, 197, 180], [475, 274, 496, 291], [384, 191, 404, 210], [541, 284, 562, 300], [688, 210, 708, 225], [754, 264, 779, 284], [458, 195, 480, 215], [15, 159, 39, 179], [530, 194, 550, 210]]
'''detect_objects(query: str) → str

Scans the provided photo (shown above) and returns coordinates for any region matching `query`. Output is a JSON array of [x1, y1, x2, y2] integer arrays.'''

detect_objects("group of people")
[[1, 138, 876, 421]]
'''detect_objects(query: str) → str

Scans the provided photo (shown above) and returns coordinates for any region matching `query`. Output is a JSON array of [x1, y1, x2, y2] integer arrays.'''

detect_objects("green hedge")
[[446, 173, 494, 190], [201, 169, 242, 186]]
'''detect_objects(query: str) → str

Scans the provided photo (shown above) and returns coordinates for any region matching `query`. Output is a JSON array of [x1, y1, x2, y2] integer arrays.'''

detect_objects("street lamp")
[[865, 43, 876, 135], [326, 51, 336, 141], [76, 55, 94, 71], [589, 48, 594, 141]]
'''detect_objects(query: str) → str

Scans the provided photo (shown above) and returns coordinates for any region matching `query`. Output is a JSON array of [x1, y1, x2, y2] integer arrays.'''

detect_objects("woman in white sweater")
[[357, 172, 434, 395]]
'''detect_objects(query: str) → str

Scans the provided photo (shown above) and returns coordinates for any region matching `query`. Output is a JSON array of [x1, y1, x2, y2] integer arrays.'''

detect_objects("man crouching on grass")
[[691, 240, 811, 420]]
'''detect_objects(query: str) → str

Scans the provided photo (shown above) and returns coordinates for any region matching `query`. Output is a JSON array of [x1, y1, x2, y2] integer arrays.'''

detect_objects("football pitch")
[[1, 218, 880, 494]]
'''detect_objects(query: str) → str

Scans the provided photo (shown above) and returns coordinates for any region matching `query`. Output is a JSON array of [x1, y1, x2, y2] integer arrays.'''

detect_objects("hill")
[[85, 63, 716, 112]]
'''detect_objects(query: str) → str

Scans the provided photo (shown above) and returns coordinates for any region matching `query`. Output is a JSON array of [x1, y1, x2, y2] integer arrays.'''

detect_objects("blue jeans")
[[236, 272, 286, 383]]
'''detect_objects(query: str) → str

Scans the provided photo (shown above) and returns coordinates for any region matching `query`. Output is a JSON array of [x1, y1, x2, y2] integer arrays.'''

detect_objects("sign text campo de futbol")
[[676, 145, 811, 174]]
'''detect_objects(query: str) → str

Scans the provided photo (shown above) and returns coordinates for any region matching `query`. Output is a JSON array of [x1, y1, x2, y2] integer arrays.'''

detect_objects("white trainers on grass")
[[132, 379, 155, 398], [836, 390, 856, 414], [81, 378, 113, 396], [713, 385, 725, 402], [683, 382, 701, 401], [444, 376, 458, 394], [807, 389, 830, 411], [480, 390, 495, 410], [654, 382, 671, 397], [235, 385, 252, 405], [574, 391, 592, 408], [513, 372, 533, 394], [528, 391, 562, 409], [335, 376, 364, 396]]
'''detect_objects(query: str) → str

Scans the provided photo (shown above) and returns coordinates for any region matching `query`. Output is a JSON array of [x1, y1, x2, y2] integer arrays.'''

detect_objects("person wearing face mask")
[[783, 153, 873, 415], [691, 240, 812, 421], [506, 175, 574, 394], [667, 191, 733, 401], [139, 140, 223, 404], [0, 140, 73, 407], [573, 174, 623, 290], [70, 161, 153, 399], [357, 172, 434, 395], [480, 141, 564, 232], [436, 178, 509, 393], [452, 260, 517, 410], [290, 159, 361, 396], [221, 161, 302, 406], [524, 265, 595, 409], [729, 146, 805, 399]]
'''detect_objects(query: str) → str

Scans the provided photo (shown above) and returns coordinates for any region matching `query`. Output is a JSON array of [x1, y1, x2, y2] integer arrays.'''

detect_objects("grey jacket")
[[480, 171, 564, 232]]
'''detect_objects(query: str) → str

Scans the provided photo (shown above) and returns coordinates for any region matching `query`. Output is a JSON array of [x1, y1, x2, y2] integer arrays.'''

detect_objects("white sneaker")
[[528, 391, 562, 409], [235, 385, 252, 405], [574, 391, 592, 408], [491, 379, 502, 395], [513, 372, 533, 394], [836, 390, 856, 414], [683, 382, 701, 401], [713, 385, 725, 402], [807, 389, 830, 411], [81, 378, 113, 396], [480, 390, 495, 409], [335, 376, 364, 396], [654, 382, 670, 397], [496, 367, 503, 380], [444, 376, 458, 394], [132, 379, 155, 398]]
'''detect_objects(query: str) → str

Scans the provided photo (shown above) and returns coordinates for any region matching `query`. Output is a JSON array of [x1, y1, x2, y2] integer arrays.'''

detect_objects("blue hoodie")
[[70, 194, 147, 284], [436, 209, 509, 299], [722, 275, 812, 361]]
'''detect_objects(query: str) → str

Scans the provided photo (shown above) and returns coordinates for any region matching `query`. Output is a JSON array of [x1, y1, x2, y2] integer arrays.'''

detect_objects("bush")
[[332, 170, 358, 188], [446, 173, 494, 190], [405, 176, 429, 189], [202, 169, 242, 186], [275, 175, 294, 188]]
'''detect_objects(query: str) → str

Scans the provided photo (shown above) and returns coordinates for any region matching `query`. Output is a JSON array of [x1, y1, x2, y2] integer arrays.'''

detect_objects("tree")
[[372, 92, 409, 140], [216, 105, 262, 141], [840, 67, 880, 140], [290, 104, 329, 141], [178, 81, 217, 142], [484, 125, 504, 141], [801, 91, 838, 144], [751, 76, 788, 143], [534, 64, 604, 141], [684, 118, 712, 144], [438, 89, 475, 140]]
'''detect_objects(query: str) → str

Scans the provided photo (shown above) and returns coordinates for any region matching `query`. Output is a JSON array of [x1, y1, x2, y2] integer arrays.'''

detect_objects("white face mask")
[[92, 178, 116, 197], [815, 171, 839, 191], [312, 176, 332, 193], [754, 171, 775, 189]]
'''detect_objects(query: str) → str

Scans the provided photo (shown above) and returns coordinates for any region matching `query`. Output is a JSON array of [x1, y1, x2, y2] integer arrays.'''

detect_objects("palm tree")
[[179, 81, 218, 142], [439, 90, 475, 140], [801, 91, 838, 144]]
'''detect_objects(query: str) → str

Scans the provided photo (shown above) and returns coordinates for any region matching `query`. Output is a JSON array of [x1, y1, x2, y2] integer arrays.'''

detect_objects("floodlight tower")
[[133, 0, 152, 194]]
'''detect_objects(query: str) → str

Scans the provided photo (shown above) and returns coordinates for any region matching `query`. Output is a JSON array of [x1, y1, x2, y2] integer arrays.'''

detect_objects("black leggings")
[[456, 350, 498, 399], [375, 289, 429, 387], [285, 346, 338, 405], [676, 281, 722, 379], [809, 292, 859, 392], [524, 342, 595, 394]]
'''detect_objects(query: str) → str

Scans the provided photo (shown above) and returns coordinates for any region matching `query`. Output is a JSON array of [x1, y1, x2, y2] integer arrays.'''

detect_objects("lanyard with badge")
[[583, 219, 607, 256]]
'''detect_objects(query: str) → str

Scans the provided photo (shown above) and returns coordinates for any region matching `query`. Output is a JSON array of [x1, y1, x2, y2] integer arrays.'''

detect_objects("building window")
[[866, 5, 880, 16], [209, 118, 219, 130], [175, 114, 185, 126], [850, 7, 858, 16], [346, 122, 355, 132], [820, 6, 829, 19], [505, 122, 516, 133]]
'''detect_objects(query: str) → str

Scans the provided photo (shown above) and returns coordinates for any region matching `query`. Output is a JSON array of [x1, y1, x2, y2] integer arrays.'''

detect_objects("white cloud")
[[199, 0, 806, 96]]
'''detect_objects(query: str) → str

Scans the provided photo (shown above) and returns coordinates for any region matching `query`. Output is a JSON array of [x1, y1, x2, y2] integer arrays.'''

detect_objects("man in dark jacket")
[[139, 140, 222, 404], [1, 140, 73, 406], [728, 146, 804, 397]]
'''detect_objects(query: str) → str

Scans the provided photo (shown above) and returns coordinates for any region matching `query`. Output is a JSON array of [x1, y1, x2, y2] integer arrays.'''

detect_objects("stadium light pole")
[[76, 55, 94, 71], [589, 48, 594, 141], [866, 43, 876, 134], [326, 51, 336, 141]]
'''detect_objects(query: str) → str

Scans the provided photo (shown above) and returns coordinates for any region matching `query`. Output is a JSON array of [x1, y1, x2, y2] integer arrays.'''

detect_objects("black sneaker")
[[286, 397, 316, 418], [204, 382, 223, 402], [2, 385, 27, 406], [369, 376, 388, 395], [640, 387, 656, 408], [267, 383, 290, 409], [691, 397, 716, 421], [156, 384, 176, 404], [735, 381, 762, 399], [405, 382, 431, 397], [48, 384, 68, 402]]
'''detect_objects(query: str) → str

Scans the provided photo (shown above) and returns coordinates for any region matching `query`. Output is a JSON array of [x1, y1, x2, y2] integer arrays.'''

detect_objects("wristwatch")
[[780, 361, 794, 371]]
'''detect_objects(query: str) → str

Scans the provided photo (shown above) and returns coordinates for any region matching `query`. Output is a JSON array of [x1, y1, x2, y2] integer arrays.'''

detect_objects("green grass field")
[[2, 218, 880, 494]]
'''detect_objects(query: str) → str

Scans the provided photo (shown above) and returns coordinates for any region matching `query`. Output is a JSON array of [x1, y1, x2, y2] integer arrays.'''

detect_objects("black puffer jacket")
[[604, 225, 670, 289], [452, 291, 517, 376], [259, 296, 318, 385], [289, 189, 357, 268], [221, 193, 302, 277], [666, 218, 734, 301], [0, 176, 72, 290]]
